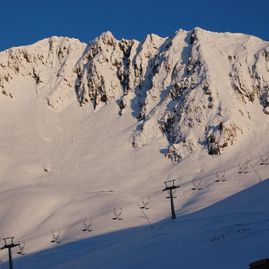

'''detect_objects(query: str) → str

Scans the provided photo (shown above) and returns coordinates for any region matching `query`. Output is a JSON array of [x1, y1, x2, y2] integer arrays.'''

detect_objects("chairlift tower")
[[1, 237, 19, 269], [163, 180, 179, 219]]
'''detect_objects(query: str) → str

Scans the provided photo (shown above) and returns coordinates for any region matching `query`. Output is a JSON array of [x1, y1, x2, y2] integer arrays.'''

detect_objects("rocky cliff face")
[[0, 36, 87, 109], [1, 28, 269, 161]]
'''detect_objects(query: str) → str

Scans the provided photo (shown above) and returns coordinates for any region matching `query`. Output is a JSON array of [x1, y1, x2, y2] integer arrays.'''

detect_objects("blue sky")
[[0, 0, 268, 51]]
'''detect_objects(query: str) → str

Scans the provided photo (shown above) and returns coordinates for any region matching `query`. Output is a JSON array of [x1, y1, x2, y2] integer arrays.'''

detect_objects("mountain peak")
[[1, 28, 269, 159]]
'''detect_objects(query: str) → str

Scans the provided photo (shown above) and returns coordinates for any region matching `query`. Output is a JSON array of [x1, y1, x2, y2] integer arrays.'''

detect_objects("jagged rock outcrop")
[[74, 31, 139, 111], [0, 36, 87, 110], [1, 28, 269, 161]]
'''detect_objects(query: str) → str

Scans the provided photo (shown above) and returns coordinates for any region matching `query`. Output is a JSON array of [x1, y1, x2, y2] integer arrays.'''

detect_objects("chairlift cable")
[[137, 203, 153, 229], [18, 151, 269, 248]]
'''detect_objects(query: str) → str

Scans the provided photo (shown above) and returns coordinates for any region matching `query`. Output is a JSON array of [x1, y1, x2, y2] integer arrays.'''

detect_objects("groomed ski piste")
[[0, 28, 269, 268]]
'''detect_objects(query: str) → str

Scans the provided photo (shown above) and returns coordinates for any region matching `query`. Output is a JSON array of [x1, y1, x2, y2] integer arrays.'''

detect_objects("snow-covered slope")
[[13, 179, 269, 269], [0, 28, 269, 268]]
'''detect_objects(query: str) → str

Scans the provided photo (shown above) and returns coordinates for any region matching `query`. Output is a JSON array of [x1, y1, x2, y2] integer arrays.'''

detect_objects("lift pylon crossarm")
[[162, 179, 180, 192], [1, 237, 19, 249]]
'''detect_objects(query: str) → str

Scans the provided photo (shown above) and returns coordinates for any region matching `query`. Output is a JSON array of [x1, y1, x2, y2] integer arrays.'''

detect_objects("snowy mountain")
[[0, 28, 269, 268], [2, 28, 269, 159]]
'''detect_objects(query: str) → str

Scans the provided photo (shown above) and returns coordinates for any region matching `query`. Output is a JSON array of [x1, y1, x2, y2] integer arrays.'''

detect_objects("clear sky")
[[0, 0, 268, 51]]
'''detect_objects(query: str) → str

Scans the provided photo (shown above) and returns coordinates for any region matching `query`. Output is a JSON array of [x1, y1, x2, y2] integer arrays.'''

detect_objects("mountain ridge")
[[0, 28, 269, 267], [1, 28, 268, 161]]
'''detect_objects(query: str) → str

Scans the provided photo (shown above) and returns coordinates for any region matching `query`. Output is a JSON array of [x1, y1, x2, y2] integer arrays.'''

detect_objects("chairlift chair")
[[216, 171, 226, 182], [238, 163, 248, 174], [166, 190, 171, 198], [112, 208, 118, 220], [138, 201, 145, 209], [142, 197, 150, 209], [17, 241, 25, 255], [51, 230, 61, 244], [117, 208, 123, 220], [82, 219, 92, 232], [260, 154, 269, 165], [192, 178, 202, 190], [112, 208, 123, 221]]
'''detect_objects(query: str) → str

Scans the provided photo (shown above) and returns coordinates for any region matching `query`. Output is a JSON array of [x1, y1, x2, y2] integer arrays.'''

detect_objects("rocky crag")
[[1, 28, 269, 161]]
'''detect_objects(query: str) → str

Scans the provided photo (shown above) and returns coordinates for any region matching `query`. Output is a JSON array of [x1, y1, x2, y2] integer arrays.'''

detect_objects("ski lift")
[[172, 189, 177, 198], [166, 189, 171, 199], [260, 154, 269, 165], [112, 208, 123, 221], [17, 241, 25, 255], [216, 171, 226, 182], [139, 197, 150, 210], [165, 189, 177, 198], [192, 178, 202, 190], [163, 179, 179, 197], [51, 229, 61, 243], [82, 219, 92, 232], [238, 162, 249, 174]]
